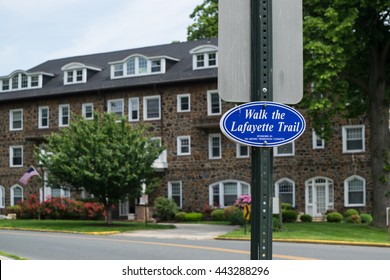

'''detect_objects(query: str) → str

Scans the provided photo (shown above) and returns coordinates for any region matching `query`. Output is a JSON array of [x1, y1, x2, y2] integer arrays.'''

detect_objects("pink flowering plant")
[[234, 194, 251, 208]]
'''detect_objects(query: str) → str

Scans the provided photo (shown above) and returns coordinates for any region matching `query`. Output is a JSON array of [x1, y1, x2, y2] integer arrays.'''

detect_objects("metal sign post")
[[250, 0, 273, 260]]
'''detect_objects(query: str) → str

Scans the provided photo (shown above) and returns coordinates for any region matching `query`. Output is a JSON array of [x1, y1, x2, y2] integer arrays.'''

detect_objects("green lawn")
[[0, 219, 175, 234], [222, 222, 390, 244]]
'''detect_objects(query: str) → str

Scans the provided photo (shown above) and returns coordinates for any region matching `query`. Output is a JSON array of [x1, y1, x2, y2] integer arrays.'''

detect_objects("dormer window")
[[0, 71, 53, 92], [110, 55, 178, 79], [190, 45, 218, 70], [61, 62, 101, 85]]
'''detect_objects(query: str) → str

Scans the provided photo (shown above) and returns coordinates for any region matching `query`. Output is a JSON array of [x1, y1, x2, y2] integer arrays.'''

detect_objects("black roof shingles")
[[0, 38, 218, 102]]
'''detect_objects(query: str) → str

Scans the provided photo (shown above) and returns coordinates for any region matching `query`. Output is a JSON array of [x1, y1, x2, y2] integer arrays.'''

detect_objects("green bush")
[[299, 214, 313, 223], [360, 213, 373, 225], [344, 208, 359, 218], [184, 212, 204, 221], [153, 196, 178, 221], [345, 214, 362, 224], [281, 203, 294, 210], [326, 212, 343, 223], [210, 209, 225, 221], [282, 210, 298, 223], [224, 206, 245, 225], [272, 217, 283, 232], [175, 212, 186, 222]]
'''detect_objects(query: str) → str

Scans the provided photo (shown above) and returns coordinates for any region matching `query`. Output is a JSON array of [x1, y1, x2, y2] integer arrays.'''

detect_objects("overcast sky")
[[0, 0, 203, 76]]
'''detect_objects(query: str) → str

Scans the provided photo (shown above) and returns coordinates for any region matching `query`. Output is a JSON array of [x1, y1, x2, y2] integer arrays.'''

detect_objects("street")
[[0, 229, 389, 260]]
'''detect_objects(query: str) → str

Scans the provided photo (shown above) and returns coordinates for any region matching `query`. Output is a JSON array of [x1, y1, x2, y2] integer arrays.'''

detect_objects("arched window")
[[10, 185, 23, 206], [305, 177, 334, 217], [344, 175, 366, 207], [275, 178, 295, 207], [209, 180, 250, 207]]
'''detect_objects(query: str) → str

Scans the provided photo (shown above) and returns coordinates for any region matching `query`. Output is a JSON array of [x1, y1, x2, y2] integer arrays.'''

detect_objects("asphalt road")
[[0, 225, 389, 260]]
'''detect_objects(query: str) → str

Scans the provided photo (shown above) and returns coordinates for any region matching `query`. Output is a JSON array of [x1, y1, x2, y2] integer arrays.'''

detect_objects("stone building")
[[0, 38, 371, 219]]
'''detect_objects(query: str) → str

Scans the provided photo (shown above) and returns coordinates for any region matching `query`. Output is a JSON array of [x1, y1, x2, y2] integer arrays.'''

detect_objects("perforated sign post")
[[219, 0, 303, 260]]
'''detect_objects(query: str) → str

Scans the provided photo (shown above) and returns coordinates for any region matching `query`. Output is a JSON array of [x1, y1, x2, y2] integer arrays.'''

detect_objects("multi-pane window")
[[177, 94, 191, 112], [64, 69, 86, 84], [275, 178, 295, 207], [143, 96, 161, 120], [236, 144, 249, 158], [209, 133, 221, 159], [151, 60, 161, 73], [128, 98, 139, 122], [168, 181, 183, 208], [0, 186, 5, 209], [194, 52, 218, 69], [177, 136, 191, 156], [11, 185, 23, 206], [210, 181, 250, 207], [107, 99, 124, 117], [10, 109, 23, 131], [342, 125, 365, 153], [112, 56, 164, 78], [312, 129, 325, 149], [82, 103, 94, 120], [0, 73, 41, 92], [274, 142, 294, 156], [10, 146, 23, 167], [59, 104, 70, 127], [344, 176, 366, 207], [207, 90, 221, 115], [38, 106, 49, 128], [114, 64, 124, 77]]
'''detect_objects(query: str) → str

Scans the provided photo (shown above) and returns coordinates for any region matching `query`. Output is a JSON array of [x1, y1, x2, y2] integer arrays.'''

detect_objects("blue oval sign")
[[220, 101, 306, 147]]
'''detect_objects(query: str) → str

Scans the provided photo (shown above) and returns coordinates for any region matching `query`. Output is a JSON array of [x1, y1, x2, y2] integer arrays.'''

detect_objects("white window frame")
[[177, 136, 191, 156], [236, 144, 250, 158], [305, 177, 334, 217], [344, 175, 366, 207], [64, 69, 87, 85], [190, 45, 218, 70], [38, 106, 50, 128], [207, 90, 221, 116], [143, 95, 161, 121], [312, 129, 325, 149], [209, 180, 250, 207], [10, 109, 23, 131], [128, 98, 139, 122], [275, 178, 296, 207], [274, 142, 295, 157], [59, 104, 70, 127], [342, 125, 365, 153], [0, 72, 45, 92], [10, 146, 23, 167], [10, 185, 23, 206], [177, 94, 191, 112], [0, 186, 5, 209], [82, 103, 94, 120], [107, 99, 124, 117], [168, 181, 183, 209], [209, 133, 222, 159]]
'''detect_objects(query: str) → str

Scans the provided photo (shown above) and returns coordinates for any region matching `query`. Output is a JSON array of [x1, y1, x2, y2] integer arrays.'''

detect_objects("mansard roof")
[[0, 38, 218, 102]]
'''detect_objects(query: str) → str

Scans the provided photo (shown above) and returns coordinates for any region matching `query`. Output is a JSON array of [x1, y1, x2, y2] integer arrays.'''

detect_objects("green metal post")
[[250, 0, 273, 260]]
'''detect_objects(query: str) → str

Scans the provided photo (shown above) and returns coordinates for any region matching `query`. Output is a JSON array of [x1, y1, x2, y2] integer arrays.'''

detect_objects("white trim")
[[59, 104, 70, 127], [38, 106, 50, 128], [274, 142, 295, 157], [128, 97, 139, 122], [275, 178, 296, 207], [177, 93, 191, 112], [143, 95, 161, 121], [177, 136, 191, 156], [82, 103, 94, 120], [236, 143, 250, 158], [312, 129, 325, 149], [10, 185, 23, 206], [208, 133, 222, 159], [207, 90, 221, 116], [305, 177, 334, 217], [190, 45, 218, 70], [9, 109, 23, 131], [107, 99, 124, 117], [0, 185, 5, 208], [9, 145, 23, 167], [209, 180, 250, 207], [344, 175, 366, 207], [168, 181, 183, 209], [342, 125, 365, 153]]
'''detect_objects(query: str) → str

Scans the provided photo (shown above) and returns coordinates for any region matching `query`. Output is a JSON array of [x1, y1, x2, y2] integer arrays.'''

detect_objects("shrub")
[[345, 214, 362, 224], [153, 197, 178, 221], [184, 212, 204, 221], [344, 208, 359, 218], [326, 212, 343, 223], [175, 212, 186, 222], [200, 204, 214, 221], [210, 209, 225, 221], [272, 217, 283, 232], [224, 206, 245, 225], [300, 214, 313, 223], [360, 213, 373, 225], [281, 203, 294, 210], [282, 210, 298, 223], [5, 205, 21, 217]]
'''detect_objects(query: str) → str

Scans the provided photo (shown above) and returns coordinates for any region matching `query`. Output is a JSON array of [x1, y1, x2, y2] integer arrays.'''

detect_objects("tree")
[[187, 0, 218, 41], [187, 0, 390, 227], [37, 113, 164, 225]]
